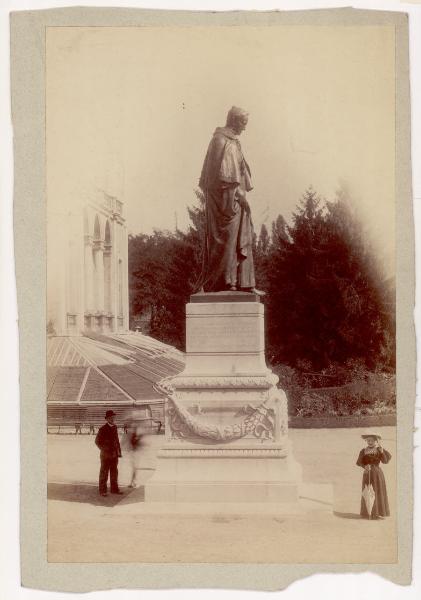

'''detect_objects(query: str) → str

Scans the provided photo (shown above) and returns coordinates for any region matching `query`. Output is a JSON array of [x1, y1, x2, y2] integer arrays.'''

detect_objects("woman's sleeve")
[[356, 449, 365, 467], [380, 448, 392, 464]]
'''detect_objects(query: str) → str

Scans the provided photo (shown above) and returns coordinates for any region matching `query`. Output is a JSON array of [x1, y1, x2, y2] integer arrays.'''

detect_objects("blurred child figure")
[[123, 420, 147, 488]]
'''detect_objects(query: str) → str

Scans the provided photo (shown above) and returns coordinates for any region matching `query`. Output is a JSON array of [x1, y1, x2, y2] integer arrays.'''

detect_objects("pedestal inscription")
[[183, 298, 268, 377], [187, 318, 260, 353]]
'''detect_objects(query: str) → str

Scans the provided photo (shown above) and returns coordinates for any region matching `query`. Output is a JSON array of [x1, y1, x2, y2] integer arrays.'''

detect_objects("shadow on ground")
[[48, 483, 145, 507], [333, 511, 362, 519]]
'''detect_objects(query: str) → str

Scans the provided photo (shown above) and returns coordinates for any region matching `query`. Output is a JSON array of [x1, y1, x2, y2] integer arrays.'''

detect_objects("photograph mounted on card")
[[11, 6, 414, 592]]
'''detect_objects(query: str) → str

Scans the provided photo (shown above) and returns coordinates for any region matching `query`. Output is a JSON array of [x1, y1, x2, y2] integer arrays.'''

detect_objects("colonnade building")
[[47, 190, 129, 336], [46, 190, 184, 430]]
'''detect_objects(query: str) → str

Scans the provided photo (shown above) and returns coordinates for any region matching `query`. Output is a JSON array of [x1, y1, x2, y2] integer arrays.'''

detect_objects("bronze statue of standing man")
[[198, 106, 263, 295]]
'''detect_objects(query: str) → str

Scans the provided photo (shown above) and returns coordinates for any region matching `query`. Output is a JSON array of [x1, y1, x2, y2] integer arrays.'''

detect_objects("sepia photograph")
[[45, 19, 398, 564], [9, 4, 415, 592]]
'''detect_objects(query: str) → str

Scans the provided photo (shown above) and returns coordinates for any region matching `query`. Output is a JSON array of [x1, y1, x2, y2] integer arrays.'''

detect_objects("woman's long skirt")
[[360, 465, 390, 518]]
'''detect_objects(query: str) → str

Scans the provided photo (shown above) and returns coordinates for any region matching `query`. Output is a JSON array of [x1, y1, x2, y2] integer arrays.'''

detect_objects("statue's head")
[[226, 106, 249, 135]]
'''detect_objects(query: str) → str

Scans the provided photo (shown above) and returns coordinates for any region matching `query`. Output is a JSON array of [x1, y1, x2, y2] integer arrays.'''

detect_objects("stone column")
[[117, 258, 123, 330], [93, 239, 105, 313], [110, 216, 124, 331], [84, 235, 94, 316], [103, 243, 112, 311], [110, 215, 117, 332], [122, 223, 129, 331]]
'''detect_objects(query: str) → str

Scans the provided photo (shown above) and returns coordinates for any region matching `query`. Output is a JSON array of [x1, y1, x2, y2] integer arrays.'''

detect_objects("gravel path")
[[47, 427, 396, 563]]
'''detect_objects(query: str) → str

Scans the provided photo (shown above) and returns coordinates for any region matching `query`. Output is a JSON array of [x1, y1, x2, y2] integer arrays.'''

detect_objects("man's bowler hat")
[[105, 410, 116, 418]]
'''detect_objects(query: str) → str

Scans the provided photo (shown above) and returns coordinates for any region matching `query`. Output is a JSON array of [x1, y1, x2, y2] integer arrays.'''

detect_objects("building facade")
[[47, 190, 129, 336]]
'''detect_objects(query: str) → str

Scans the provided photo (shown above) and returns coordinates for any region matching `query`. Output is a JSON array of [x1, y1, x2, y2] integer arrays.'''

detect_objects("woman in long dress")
[[356, 432, 391, 519]]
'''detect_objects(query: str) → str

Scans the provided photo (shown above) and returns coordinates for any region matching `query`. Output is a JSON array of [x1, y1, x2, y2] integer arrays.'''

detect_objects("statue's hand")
[[240, 198, 251, 215], [235, 189, 250, 214]]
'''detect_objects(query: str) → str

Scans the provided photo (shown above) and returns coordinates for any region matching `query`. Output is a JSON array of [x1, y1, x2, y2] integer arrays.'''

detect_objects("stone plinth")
[[183, 293, 268, 377], [144, 292, 303, 506]]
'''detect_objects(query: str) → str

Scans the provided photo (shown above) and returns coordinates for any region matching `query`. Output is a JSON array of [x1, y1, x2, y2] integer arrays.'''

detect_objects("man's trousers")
[[99, 456, 119, 493]]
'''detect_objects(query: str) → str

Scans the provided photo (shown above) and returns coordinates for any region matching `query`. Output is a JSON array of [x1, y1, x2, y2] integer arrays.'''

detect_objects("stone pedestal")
[[145, 292, 303, 506]]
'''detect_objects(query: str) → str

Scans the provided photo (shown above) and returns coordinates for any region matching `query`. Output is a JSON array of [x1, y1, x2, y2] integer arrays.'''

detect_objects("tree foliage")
[[128, 192, 205, 349], [264, 187, 395, 371], [129, 186, 395, 372]]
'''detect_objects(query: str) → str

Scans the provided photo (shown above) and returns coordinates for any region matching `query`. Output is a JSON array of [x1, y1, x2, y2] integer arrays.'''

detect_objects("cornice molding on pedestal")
[[168, 372, 279, 390]]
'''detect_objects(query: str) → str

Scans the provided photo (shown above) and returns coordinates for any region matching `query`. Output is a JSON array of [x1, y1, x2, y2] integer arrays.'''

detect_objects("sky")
[[46, 24, 395, 273]]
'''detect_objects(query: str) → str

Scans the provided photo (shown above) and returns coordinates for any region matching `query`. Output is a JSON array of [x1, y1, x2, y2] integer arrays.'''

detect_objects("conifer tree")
[[266, 186, 395, 371]]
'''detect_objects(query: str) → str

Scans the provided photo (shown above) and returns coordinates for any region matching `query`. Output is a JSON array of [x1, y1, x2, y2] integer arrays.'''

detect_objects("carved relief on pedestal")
[[268, 385, 289, 438], [166, 394, 276, 443], [156, 373, 289, 445]]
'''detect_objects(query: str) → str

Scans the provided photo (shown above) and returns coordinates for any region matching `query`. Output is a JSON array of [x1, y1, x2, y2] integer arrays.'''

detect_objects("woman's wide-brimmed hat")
[[361, 430, 382, 440]]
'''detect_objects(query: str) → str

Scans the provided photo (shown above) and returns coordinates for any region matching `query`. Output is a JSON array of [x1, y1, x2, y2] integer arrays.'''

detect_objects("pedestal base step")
[[145, 481, 300, 504], [120, 500, 304, 516], [119, 483, 333, 516]]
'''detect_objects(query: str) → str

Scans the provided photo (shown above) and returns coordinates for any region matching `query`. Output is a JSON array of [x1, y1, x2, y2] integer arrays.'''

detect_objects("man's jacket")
[[95, 423, 122, 459]]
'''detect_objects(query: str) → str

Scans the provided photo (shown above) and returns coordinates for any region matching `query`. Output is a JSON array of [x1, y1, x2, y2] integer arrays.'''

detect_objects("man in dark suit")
[[95, 410, 123, 496]]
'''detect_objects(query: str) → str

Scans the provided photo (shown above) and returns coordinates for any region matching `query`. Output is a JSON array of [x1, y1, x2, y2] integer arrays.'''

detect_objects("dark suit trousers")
[[99, 456, 119, 493]]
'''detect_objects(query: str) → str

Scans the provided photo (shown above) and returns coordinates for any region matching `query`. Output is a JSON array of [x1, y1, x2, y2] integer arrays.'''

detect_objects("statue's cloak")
[[198, 127, 255, 292]]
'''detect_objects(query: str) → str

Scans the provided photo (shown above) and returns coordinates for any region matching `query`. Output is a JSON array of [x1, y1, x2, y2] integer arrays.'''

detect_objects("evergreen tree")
[[254, 224, 270, 292], [128, 230, 176, 333], [323, 193, 395, 370], [266, 186, 395, 371], [267, 187, 330, 368], [129, 185, 395, 370], [257, 223, 270, 255], [128, 192, 205, 349], [271, 214, 289, 248]]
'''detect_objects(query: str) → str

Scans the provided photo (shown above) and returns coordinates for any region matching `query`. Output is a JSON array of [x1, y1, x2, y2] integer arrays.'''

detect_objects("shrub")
[[275, 362, 396, 417]]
